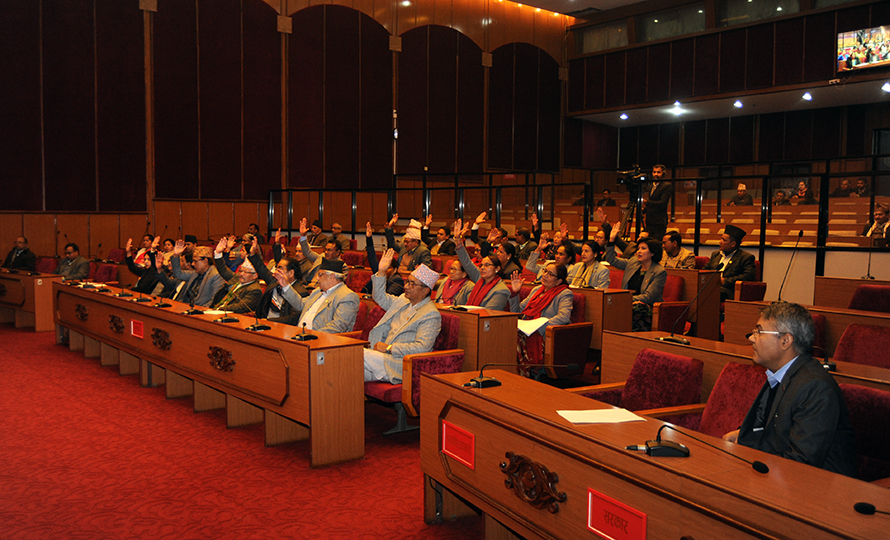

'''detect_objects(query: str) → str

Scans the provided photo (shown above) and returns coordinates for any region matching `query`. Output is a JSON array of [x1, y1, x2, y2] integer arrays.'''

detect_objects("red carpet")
[[0, 324, 482, 539]]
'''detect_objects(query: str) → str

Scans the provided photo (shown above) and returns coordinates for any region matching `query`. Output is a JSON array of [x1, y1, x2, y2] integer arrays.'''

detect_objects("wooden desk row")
[[421, 370, 884, 539], [0, 270, 63, 332], [814, 276, 890, 309], [53, 282, 366, 467]]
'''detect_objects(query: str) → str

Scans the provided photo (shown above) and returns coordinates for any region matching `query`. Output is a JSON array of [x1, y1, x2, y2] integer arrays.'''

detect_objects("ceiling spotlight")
[[620, 113, 628, 120], [882, 82, 890, 92], [734, 100, 743, 108], [670, 102, 685, 116], [802, 92, 812, 101]]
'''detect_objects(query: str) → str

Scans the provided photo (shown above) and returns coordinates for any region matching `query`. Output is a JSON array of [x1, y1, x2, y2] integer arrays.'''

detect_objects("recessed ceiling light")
[[620, 113, 628, 120], [802, 92, 812, 101], [734, 100, 743, 108], [882, 82, 890, 93]]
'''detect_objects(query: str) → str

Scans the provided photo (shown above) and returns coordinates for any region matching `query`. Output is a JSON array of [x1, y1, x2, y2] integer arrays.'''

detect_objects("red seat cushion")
[[662, 275, 684, 302], [848, 284, 890, 314], [833, 324, 890, 368]]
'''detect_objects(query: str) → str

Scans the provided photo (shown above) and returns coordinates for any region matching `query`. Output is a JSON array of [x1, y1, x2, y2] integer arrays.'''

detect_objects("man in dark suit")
[[723, 302, 857, 477], [55, 243, 90, 281], [211, 238, 263, 314], [3, 237, 37, 271], [644, 164, 673, 240], [247, 239, 303, 325], [594, 189, 616, 207], [705, 224, 756, 301], [421, 215, 456, 256]]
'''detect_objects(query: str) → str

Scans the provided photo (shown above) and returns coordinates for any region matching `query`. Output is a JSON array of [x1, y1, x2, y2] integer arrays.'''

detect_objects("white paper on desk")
[[455, 305, 486, 311], [557, 409, 645, 424], [517, 317, 548, 336], [203, 310, 233, 315]]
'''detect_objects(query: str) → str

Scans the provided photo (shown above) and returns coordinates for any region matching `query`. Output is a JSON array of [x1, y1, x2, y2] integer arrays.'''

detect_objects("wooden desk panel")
[[572, 288, 633, 349], [421, 371, 883, 540], [814, 276, 890, 309], [53, 282, 365, 467], [665, 268, 721, 340], [0, 270, 64, 331], [724, 300, 890, 357], [436, 307, 519, 372]]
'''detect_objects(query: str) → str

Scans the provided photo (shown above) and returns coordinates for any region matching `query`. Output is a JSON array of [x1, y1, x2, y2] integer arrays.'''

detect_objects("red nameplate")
[[130, 320, 144, 339], [587, 488, 646, 540], [441, 420, 475, 469]]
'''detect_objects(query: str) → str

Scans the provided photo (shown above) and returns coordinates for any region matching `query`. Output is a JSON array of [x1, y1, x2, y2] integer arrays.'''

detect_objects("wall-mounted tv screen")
[[837, 26, 890, 73]]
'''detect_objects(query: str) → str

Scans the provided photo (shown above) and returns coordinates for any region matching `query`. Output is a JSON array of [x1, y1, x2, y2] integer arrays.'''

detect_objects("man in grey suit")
[[364, 250, 442, 384], [281, 258, 359, 334], [384, 214, 432, 272], [297, 217, 343, 286], [158, 242, 225, 308], [55, 243, 90, 281]]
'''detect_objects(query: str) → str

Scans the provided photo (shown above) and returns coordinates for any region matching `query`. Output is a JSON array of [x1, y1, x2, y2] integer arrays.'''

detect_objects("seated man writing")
[[723, 301, 856, 477], [363, 251, 441, 384]]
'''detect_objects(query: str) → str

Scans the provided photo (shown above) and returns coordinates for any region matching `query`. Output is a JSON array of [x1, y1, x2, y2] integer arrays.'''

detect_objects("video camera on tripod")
[[617, 164, 648, 189]]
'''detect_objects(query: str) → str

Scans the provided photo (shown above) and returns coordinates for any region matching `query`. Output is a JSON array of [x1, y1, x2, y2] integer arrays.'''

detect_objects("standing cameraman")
[[644, 164, 672, 240]]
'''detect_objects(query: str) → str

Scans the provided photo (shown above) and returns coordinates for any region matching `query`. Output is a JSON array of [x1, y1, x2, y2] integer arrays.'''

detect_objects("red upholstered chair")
[[567, 348, 703, 412], [107, 248, 126, 263], [364, 312, 464, 434], [848, 284, 890, 314], [352, 302, 369, 332], [662, 275, 684, 302], [570, 292, 586, 323], [833, 324, 890, 368], [338, 305, 385, 342], [839, 383, 890, 483], [811, 313, 827, 358], [520, 267, 536, 281], [342, 251, 365, 268], [345, 268, 372, 293], [544, 322, 593, 379], [93, 264, 119, 284], [608, 267, 623, 288], [733, 280, 767, 302], [87, 261, 100, 281], [652, 275, 690, 334], [429, 257, 443, 274], [694, 256, 709, 269], [289, 236, 301, 246], [640, 362, 766, 434], [36, 257, 58, 274], [349, 238, 358, 250]]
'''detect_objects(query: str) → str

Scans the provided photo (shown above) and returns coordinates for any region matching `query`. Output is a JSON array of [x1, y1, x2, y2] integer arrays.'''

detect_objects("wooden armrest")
[[652, 301, 688, 334], [638, 403, 706, 419], [337, 330, 362, 339], [564, 382, 626, 395], [402, 348, 465, 417], [543, 322, 594, 379], [733, 280, 767, 302]]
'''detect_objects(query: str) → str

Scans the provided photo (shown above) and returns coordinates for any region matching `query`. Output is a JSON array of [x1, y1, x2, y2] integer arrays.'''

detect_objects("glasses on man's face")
[[543, 270, 558, 278], [746, 328, 786, 339], [480, 262, 495, 268], [404, 280, 421, 288]]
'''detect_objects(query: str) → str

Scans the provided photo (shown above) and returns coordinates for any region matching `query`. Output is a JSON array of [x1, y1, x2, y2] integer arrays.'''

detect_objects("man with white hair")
[[384, 214, 432, 271], [281, 258, 359, 333], [363, 252, 442, 384], [727, 183, 753, 206], [211, 237, 263, 313]]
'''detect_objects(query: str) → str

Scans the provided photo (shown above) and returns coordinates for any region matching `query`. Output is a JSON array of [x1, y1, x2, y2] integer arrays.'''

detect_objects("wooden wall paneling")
[[356, 0, 392, 35], [563, 117, 583, 168], [618, 126, 638, 169], [803, 12, 837, 83], [208, 202, 235, 239], [452, 0, 484, 49], [426, 26, 459, 174], [120, 214, 150, 244], [233, 202, 263, 236], [0, 3, 42, 211], [774, 18, 804, 87], [846, 105, 867, 156], [584, 55, 605, 111], [328, 192, 355, 230], [836, 4, 871, 33], [539, 11, 568, 67], [359, 15, 393, 190], [729, 115, 755, 163], [537, 51, 560, 172], [289, 191, 320, 224], [582, 122, 618, 170], [153, 201, 182, 240], [625, 47, 648, 105], [745, 24, 774, 90], [431, 0, 453, 28], [812, 108, 842, 159], [354, 192, 384, 230], [646, 43, 670, 103], [288, 6, 325, 188], [512, 44, 538, 171], [242, 0, 282, 201], [397, 27, 430, 174], [604, 51, 626, 108], [96, 0, 146, 212], [567, 58, 585, 112], [693, 34, 719, 96], [637, 125, 659, 167], [658, 122, 680, 166], [758, 112, 785, 162], [488, 45, 515, 170], [154, 0, 199, 199], [874, 2, 890, 26], [24, 214, 57, 258], [198, 0, 242, 200], [55, 215, 91, 258], [180, 202, 210, 242], [456, 33, 484, 174], [508, 4, 535, 51], [269, 201, 288, 231], [90, 214, 121, 256], [718, 28, 746, 93], [668, 39, 693, 100], [324, 7, 362, 189], [683, 120, 706, 165], [706, 118, 730, 164], [42, 0, 96, 212], [784, 110, 813, 160], [486, 0, 507, 53], [0, 215, 24, 240]]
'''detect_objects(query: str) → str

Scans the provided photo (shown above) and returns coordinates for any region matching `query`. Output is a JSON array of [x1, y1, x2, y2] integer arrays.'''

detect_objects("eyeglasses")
[[746, 328, 787, 339], [65, 251, 75, 255], [479, 262, 495, 268], [404, 280, 421, 288], [543, 270, 558, 278]]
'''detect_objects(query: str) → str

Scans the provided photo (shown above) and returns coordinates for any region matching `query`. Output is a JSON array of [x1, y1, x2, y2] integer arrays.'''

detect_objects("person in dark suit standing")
[[421, 215, 456, 256], [3, 237, 37, 271], [644, 164, 673, 241], [704, 224, 756, 301], [723, 302, 857, 477]]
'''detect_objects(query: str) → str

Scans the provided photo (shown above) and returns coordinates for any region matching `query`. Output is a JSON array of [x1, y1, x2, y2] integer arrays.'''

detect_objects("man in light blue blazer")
[[280, 258, 359, 334], [364, 251, 442, 384]]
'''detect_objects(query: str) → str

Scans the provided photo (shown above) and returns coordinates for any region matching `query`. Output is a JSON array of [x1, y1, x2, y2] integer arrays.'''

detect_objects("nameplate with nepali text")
[[441, 420, 474, 469], [588, 488, 646, 540]]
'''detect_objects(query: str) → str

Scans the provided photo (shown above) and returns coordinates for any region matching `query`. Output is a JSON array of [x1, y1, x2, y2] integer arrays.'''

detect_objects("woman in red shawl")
[[507, 263, 574, 368], [434, 259, 474, 306], [454, 219, 510, 310]]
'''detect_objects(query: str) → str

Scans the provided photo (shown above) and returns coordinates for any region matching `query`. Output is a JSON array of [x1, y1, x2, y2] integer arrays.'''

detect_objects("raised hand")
[[151, 236, 160, 250], [531, 213, 538, 230], [594, 207, 606, 224], [486, 228, 499, 244], [250, 237, 260, 256], [299, 217, 308, 236], [273, 266, 290, 288], [474, 211, 487, 225], [560, 222, 569, 239], [509, 270, 523, 293], [154, 251, 164, 271], [609, 222, 620, 243], [125, 238, 133, 254], [274, 228, 281, 244], [537, 233, 550, 253], [425, 214, 433, 228], [215, 237, 228, 254], [387, 213, 399, 229], [173, 239, 186, 256], [378, 248, 396, 276]]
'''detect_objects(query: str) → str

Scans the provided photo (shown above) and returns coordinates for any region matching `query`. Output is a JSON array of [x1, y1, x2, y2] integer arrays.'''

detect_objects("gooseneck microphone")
[[292, 322, 318, 341], [182, 283, 203, 315], [777, 230, 804, 301], [463, 363, 580, 388], [658, 263, 723, 345], [854, 502, 890, 516], [636, 424, 769, 473]]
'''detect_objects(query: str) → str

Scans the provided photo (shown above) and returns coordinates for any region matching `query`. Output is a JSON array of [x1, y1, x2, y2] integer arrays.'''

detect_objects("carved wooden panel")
[[75, 303, 88, 321], [151, 328, 171, 350], [499, 451, 566, 514], [208, 346, 235, 372], [108, 314, 124, 334]]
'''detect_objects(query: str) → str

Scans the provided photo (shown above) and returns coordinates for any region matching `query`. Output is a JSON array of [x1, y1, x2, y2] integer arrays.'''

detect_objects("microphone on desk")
[[214, 311, 240, 323], [463, 363, 580, 388], [777, 230, 804, 301], [133, 288, 152, 302], [854, 502, 890, 516], [863, 237, 878, 280], [93, 242, 103, 262], [181, 284, 203, 315], [229, 293, 270, 332], [657, 263, 722, 345], [627, 424, 769, 473], [292, 322, 318, 341]]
